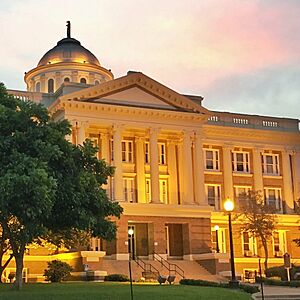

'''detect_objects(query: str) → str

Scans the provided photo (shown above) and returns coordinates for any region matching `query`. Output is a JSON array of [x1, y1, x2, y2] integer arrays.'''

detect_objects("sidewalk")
[[253, 285, 300, 300]]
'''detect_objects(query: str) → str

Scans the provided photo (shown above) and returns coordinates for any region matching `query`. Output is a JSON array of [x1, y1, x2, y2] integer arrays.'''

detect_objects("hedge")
[[104, 274, 130, 282]]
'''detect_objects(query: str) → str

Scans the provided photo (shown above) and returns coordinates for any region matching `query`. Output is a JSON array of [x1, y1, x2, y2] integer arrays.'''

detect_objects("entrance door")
[[128, 225, 136, 259]]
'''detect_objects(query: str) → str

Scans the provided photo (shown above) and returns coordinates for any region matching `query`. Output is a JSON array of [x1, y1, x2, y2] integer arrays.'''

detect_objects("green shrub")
[[44, 260, 73, 283], [179, 278, 259, 294], [255, 277, 300, 287], [104, 274, 129, 282], [265, 265, 300, 281]]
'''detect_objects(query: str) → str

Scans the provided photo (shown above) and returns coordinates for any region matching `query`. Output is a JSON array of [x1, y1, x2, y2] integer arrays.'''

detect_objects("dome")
[[37, 37, 101, 67]]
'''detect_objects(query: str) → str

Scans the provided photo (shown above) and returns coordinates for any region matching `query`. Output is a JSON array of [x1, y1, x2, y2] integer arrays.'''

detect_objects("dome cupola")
[[25, 21, 113, 93]]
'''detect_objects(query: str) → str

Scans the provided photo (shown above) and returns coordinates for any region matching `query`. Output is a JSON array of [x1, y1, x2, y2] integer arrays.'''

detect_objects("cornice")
[[56, 72, 210, 115], [50, 98, 207, 123]]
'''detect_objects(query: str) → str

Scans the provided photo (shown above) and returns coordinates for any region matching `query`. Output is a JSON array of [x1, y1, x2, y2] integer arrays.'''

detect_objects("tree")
[[0, 83, 122, 289], [237, 190, 277, 271], [0, 225, 13, 282]]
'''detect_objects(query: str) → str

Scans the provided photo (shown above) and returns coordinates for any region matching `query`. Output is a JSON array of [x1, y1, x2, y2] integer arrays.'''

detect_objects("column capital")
[[112, 123, 124, 133], [222, 144, 234, 151], [76, 120, 89, 129], [149, 127, 160, 136], [135, 136, 145, 143]]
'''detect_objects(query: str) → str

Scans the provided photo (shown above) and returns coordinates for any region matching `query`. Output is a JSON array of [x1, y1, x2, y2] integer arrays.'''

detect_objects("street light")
[[214, 225, 220, 253], [224, 197, 239, 288], [128, 228, 134, 300]]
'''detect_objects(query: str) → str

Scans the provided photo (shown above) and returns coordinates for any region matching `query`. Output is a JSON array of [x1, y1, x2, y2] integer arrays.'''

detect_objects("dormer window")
[[64, 77, 70, 82], [80, 78, 87, 84], [48, 79, 54, 93]]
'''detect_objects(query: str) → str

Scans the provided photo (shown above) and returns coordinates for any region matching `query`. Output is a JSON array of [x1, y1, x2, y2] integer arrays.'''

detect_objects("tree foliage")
[[0, 83, 122, 288], [237, 190, 277, 271]]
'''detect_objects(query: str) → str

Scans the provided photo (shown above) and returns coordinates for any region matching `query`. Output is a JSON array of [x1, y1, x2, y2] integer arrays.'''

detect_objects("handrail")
[[134, 256, 160, 278], [153, 252, 185, 278]]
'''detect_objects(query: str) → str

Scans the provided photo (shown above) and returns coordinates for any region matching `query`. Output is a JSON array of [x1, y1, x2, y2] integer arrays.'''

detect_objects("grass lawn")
[[0, 282, 252, 300]]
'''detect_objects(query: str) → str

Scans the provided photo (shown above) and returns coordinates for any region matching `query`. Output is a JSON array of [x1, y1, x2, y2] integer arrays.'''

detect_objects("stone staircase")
[[101, 259, 224, 282]]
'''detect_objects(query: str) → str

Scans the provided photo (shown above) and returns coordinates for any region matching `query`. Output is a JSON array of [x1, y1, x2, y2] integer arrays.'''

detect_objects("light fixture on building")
[[128, 228, 134, 300]]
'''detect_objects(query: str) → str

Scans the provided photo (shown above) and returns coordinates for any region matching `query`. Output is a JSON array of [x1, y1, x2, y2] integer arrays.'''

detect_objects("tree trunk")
[[0, 254, 13, 283], [261, 237, 269, 273], [13, 250, 25, 290]]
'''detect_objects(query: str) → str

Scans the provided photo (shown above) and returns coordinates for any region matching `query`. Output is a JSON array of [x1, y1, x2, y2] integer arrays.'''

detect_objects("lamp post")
[[128, 228, 134, 300], [214, 225, 220, 253], [224, 197, 239, 288]]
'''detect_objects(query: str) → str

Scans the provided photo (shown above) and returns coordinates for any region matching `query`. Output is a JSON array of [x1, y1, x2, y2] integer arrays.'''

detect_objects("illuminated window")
[[64, 77, 70, 82], [80, 78, 87, 84], [205, 185, 221, 210], [145, 142, 150, 163], [242, 232, 257, 256], [232, 151, 250, 173], [144, 142, 167, 165], [273, 231, 286, 256], [262, 153, 280, 175], [159, 179, 168, 203], [145, 179, 151, 203], [234, 186, 251, 209], [89, 136, 100, 159], [264, 188, 282, 211], [123, 178, 135, 202], [122, 140, 133, 163], [35, 82, 41, 92], [204, 149, 219, 171], [48, 79, 54, 93], [158, 143, 166, 165], [211, 227, 226, 253]]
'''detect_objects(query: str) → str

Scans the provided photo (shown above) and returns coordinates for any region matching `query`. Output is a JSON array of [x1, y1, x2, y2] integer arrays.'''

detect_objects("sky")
[[0, 0, 299, 119]]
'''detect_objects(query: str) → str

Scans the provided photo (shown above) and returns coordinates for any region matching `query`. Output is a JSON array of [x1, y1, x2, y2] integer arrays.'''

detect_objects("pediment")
[[58, 72, 210, 114]]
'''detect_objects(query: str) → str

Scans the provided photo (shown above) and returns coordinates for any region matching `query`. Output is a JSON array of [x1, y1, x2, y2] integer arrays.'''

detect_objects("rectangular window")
[[262, 153, 280, 175], [123, 178, 135, 202], [264, 188, 282, 212], [205, 185, 221, 210], [242, 232, 257, 256], [158, 143, 166, 165], [89, 136, 100, 159], [232, 151, 250, 173], [145, 179, 151, 203], [110, 140, 114, 162], [144, 142, 167, 165], [204, 149, 219, 171], [211, 228, 226, 253], [159, 179, 168, 203], [122, 140, 133, 163], [273, 231, 287, 256], [145, 142, 150, 164], [110, 177, 114, 200], [234, 186, 251, 209]]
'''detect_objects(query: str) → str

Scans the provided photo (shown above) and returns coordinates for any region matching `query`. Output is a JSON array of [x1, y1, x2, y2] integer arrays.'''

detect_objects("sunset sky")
[[1, 0, 299, 119]]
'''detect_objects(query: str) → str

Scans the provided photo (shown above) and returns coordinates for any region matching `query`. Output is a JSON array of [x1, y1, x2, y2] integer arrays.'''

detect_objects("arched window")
[[35, 82, 41, 92], [64, 77, 70, 82], [95, 80, 100, 85], [48, 79, 54, 93], [80, 78, 87, 84]]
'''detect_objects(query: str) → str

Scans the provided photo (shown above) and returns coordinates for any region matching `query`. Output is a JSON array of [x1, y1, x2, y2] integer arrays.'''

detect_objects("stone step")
[[253, 293, 300, 300]]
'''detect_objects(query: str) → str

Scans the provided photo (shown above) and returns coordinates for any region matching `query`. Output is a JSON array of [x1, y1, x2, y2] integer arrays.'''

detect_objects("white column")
[[167, 140, 178, 205], [222, 145, 234, 203], [253, 148, 264, 193], [194, 130, 206, 205], [40, 74, 46, 93], [100, 132, 110, 192], [113, 125, 123, 202], [182, 130, 194, 205], [55, 72, 61, 91], [282, 150, 294, 213], [77, 122, 87, 145], [135, 137, 146, 203], [177, 142, 184, 204], [149, 128, 160, 203], [294, 150, 300, 204]]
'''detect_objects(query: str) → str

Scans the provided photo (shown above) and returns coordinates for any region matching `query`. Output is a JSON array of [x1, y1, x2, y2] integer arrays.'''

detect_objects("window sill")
[[263, 174, 282, 179], [204, 170, 222, 175], [232, 172, 253, 177]]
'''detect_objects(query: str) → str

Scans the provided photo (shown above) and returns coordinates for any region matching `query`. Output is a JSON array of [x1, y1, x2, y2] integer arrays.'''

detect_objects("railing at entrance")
[[153, 252, 185, 279], [134, 257, 160, 280]]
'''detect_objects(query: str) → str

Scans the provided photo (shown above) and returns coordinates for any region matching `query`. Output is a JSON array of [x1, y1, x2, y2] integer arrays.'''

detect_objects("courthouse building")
[[5, 26, 300, 282]]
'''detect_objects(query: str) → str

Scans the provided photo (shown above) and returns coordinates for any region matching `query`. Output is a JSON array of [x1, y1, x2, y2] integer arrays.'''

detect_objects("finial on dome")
[[66, 21, 71, 38]]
